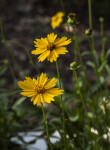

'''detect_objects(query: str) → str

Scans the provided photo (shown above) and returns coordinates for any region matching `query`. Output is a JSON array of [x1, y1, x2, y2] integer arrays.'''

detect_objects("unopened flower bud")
[[3, 59, 8, 64], [70, 62, 78, 70], [67, 13, 77, 26], [84, 29, 92, 36], [99, 17, 104, 23]]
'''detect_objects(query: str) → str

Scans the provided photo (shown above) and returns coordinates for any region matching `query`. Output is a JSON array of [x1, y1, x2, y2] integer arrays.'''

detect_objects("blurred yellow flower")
[[31, 33, 71, 62], [51, 12, 64, 29], [18, 73, 63, 106]]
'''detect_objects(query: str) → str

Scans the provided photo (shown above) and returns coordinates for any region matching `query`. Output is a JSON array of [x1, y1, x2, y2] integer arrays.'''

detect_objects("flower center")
[[35, 85, 45, 93], [54, 16, 58, 21], [47, 43, 55, 51]]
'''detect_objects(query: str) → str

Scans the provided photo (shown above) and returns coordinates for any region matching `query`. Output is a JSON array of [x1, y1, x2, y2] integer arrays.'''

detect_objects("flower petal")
[[44, 78, 58, 89], [54, 37, 71, 47], [38, 50, 50, 62], [33, 94, 41, 106], [47, 33, 57, 43]]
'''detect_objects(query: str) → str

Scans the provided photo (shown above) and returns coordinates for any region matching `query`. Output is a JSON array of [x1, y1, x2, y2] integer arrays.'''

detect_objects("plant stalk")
[[41, 103, 53, 150], [56, 60, 67, 150]]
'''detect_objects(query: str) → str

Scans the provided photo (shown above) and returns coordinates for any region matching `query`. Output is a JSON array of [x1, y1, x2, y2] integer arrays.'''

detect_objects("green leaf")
[[87, 61, 95, 69], [92, 50, 99, 68], [105, 48, 110, 58], [12, 97, 26, 109], [105, 64, 110, 75], [69, 115, 79, 122], [0, 88, 20, 97], [87, 130, 98, 140], [98, 61, 107, 73], [81, 51, 91, 56]]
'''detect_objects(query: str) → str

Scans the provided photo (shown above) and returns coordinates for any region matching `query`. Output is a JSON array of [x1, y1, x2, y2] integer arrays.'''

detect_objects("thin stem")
[[60, 0, 66, 15], [74, 70, 90, 126], [7, 40, 40, 73], [101, 38, 106, 63], [41, 103, 53, 150], [56, 60, 67, 150], [100, 21, 104, 39], [73, 26, 100, 130], [88, 0, 92, 29], [7, 61, 16, 85], [73, 37, 77, 62]]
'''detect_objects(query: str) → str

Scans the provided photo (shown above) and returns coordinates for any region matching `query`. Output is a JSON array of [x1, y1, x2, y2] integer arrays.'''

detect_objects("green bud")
[[67, 13, 77, 26], [3, 59, 8, 64], [84, 29, 92, 36], [70, 62, 78, 70], [99, 17, 104, 22]]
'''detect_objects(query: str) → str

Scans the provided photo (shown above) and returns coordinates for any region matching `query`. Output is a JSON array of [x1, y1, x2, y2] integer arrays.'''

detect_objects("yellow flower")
[[18, 73, 63, 106], [51, 12, 64, 29], [31, 33, 71, 62]]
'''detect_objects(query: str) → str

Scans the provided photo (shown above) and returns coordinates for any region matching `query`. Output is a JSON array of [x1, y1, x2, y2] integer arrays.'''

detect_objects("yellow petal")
[[20, 91, 37, 97], [40, 94, 45, 103], [46, 88, 64, 96], [47, 33, 57, 43], [44, 78, 58, 89], [55, 47, 68, 55], [38, 50, 50, 62], [38, 73, 48, 85], [33, 94, 41, 106], [31, 95, 36, 102], [31, 48, 47, 55], [43, 93, 54, 103], [47, 51, 57, 62], [54, 37, 71, 47]]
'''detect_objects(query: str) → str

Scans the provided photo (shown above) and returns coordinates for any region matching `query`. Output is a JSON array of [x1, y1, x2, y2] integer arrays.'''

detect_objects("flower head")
[[51, 12, 64, 29], [67, 13, 78, 26], [18, 73, 63, 106], [31, 33, 71, 62]]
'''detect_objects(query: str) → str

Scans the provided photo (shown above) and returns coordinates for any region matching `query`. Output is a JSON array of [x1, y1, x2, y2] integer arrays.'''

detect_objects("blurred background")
[[0, 0, 110, 149], [0, 0, 110, 91]]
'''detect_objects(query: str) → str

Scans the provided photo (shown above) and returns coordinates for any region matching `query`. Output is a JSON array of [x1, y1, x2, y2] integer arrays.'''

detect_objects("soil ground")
[[0, 0, 110, 92]]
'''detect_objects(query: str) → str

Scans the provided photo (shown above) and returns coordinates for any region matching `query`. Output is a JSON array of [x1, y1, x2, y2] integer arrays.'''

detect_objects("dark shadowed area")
[[0, 0, 110, 92]]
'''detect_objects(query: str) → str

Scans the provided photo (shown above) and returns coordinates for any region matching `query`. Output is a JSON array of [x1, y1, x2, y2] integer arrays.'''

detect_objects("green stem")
[[73, 37, 77, 62], [7, 40, 40, 73], [60, 0, 66, 15], [41, 103, 53, 150], [101, 38, 106, 63], [74, 70, 90, 126], [100, 21, 104, 39], [7, 61, 16, 85], [0, 18, 26, 77], [56, 60, 67, 150], [73, 26, 100, 130], [88, 0, 92, 29]]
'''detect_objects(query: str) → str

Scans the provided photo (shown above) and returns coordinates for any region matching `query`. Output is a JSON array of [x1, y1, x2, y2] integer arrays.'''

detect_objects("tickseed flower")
[[31, 33, 71, 62], [51, 12, 64, 29], [18, 73, 63, 106]]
